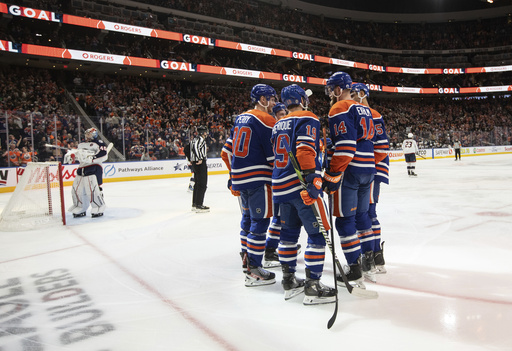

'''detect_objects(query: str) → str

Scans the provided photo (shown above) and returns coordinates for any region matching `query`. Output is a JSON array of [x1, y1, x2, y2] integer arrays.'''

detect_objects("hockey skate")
[[73, 212, 86, 218], [337, 260, 366, 289], [361, 251, 377, 283], [245, 265, 276, 287], [281, 265, 305, 300], [374, 242, 386, 274], [263, 247, 280, 268], [91, 213, 103, 218], [195, 205, 210, 213], [303, 270, 336, 305], [409, 172, 418, 177]]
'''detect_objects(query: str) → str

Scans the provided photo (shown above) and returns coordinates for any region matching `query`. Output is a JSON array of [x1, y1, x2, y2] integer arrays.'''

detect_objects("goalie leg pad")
[[86, 175, 106, 215], [68, 175, 90, 215]]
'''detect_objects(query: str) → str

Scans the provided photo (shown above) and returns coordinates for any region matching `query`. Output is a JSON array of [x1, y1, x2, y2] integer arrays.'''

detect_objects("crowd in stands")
[[4, 14, 511, 94], [2, 1, 512, 166], [115, 0, 512, 52], [0, 66, 511, 168]]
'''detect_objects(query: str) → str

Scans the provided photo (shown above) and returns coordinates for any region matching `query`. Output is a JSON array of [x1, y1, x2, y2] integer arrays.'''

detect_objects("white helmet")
[[408, 133, 414, 138]]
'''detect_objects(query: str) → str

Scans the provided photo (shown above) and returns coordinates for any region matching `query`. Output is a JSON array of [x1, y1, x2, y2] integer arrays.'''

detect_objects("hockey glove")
[[300, 172, 322, 206], [227, 179, 240, 197], [322, 171, 342, 194]]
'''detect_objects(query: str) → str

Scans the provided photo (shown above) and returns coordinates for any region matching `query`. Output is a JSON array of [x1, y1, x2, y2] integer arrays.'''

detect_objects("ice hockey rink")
[[1, 154, 511, 351]]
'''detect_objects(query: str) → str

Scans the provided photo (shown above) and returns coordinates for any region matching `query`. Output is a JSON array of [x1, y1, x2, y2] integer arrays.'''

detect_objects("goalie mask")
[[85, 128, 98, 141]]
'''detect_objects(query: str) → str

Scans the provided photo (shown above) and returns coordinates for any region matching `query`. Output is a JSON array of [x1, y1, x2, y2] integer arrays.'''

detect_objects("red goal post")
[[0, 162, 66, 231]]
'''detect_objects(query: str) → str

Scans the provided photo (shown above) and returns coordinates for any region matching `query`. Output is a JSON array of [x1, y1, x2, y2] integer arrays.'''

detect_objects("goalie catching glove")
[[322, 171, 342, 194], [300, 171, 322, 206]]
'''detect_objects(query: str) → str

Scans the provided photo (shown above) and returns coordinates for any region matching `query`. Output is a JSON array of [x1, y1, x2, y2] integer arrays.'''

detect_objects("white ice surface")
[[1, 155, 511, 351]]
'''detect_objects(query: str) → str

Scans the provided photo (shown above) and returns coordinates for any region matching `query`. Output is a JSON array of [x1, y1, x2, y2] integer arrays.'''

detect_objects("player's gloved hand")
[[63, 150, 76, 164], [322, 170, 342, 194], [300, 172, 322, 206], [227, 178, 240, 197]]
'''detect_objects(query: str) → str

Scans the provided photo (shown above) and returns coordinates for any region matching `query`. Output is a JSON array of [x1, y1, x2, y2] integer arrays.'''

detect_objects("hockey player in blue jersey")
[[324, 72, 376, 289], [351, 83, 390, 277], [66, 128, 108, 218], [264, 102, 288, 268], [221, 84, 278, 287], [271, 84, 336, 305]]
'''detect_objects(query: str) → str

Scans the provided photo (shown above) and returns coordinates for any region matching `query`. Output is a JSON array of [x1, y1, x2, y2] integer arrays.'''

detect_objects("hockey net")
[[0, 162, 66, 231]]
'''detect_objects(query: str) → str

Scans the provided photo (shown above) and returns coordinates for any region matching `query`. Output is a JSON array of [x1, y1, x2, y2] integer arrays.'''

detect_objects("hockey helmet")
[[351, 83, 370, 99], [272, 102, 287, 115], [250, 84, 278, 104], [325, 72, 352, 96], [408, 133, 414, 138], [85, 128, 98, 140], [281, 84, 309, 109]]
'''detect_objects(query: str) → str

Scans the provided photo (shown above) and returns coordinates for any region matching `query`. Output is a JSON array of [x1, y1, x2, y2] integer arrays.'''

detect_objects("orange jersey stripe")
[[246, 243, 265, 250], [231, 170, 272, 179], [341, 239, 360, 248], [273, 179, 300, 190]]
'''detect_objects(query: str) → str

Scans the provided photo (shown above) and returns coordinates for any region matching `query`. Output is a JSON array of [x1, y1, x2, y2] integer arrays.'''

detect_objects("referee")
[[190, 126, 209, 212]]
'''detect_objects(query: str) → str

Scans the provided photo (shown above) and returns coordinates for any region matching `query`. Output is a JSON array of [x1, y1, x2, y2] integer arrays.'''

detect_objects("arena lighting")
[[488, 0, 494, 3]]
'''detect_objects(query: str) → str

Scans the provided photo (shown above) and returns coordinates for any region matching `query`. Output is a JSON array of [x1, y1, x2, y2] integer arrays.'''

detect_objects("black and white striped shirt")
[[190, 136, 207, 162]]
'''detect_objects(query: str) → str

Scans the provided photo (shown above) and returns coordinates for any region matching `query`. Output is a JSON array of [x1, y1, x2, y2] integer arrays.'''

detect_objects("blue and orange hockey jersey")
[[327, 100, 376, 175], [221, 109, 276, 191], [271, 110, 321, 204], [371, 107, 389, 184]]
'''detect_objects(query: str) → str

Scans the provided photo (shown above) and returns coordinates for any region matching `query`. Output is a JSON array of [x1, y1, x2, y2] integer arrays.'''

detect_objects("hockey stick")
[[327, 194, 338, 328], [322, 128, 339, 328], [416, 153, 426, 159], [281, 138, 378, 301], [45, 143, 69, 151], [106, 142, 114, 154], [46, 142, 113, 154]]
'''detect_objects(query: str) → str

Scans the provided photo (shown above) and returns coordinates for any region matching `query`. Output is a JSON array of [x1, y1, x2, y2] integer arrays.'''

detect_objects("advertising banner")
[[2, 2, 512, 79], [0, 158, 229, 193]]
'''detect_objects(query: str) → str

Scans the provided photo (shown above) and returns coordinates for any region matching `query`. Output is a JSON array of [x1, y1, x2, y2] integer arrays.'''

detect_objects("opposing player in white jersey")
[[402, 133, 419, 176], [66, 128, 108, 218]]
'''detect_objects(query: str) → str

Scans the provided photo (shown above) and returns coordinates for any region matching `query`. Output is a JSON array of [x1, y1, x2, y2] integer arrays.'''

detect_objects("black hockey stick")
[[281, 138, 378, 301], [322, 128, 339, 328], [327, 193, 338, 329]]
